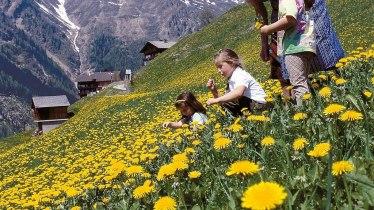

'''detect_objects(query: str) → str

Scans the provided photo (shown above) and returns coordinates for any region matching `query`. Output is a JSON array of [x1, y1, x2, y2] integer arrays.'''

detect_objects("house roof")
[[32, 95, 70, 108], [140, 40, 177, 53], [76, 72, 114, 82]]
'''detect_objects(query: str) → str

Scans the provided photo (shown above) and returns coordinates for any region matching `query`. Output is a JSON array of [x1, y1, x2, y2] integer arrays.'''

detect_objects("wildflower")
[[255, 20, 264, 30], [241, 181, 287, 209], [293, 112, 307, 121], [292, 138, 308, 151], [261, 136, 275, 147], [192, 140, 202, 146], [363, 90, 372, 98], [247, 114, 270, 122], [133, 180, 155, 199], [172, 153, 189, 163], [339, 58, 348, 63], [188, 171, 201, 179], [332, 161, 354, 176], [71, 207, 81, 210], [226, 160, 260, 176], [318, 74, 327, 81], [302, 93, 311, 100], [323, 103, 346, 116], [308, 142, 331, 158], [154, 196, 177, 210], [213, 137, 231, 150], [335, 78, 347, 85], [319, 87, 332, 98], [335, 62, 344, 68], [339, 110, 364, 121], [157, 164, 176, 181], [125, 165, 144, 177], [229, 123, 243, 132], [237, 143, 245, 149]]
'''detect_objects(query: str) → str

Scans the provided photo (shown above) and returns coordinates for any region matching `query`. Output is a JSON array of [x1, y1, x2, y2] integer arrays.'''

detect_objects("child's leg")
[[285, 52, 314, 105]]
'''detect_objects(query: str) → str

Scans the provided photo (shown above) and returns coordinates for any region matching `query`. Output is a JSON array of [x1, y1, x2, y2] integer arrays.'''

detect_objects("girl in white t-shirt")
[[163, 91, 208, 129], [206, 48, 267, 116]]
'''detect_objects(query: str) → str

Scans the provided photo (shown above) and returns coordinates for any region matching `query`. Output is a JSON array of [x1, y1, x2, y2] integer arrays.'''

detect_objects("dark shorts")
[[221, 96, 268, 117]]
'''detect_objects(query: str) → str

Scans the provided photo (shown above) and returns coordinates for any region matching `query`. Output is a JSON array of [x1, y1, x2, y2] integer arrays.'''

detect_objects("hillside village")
[[0, 0, 374, 209]]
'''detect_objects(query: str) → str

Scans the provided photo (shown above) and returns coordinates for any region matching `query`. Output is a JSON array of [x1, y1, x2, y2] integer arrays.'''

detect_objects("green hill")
[[0, 0, 373, 209]]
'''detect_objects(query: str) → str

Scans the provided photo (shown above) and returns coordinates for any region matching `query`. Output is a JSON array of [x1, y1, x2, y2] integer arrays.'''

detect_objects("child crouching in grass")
[[162, 91, 208, 129], [206, 48, 267, 116]]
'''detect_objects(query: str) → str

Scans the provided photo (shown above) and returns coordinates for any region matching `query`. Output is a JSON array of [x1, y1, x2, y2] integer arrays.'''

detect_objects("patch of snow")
[[108, 1, 123, 6], [35, 1, 53, 15], [54, 0, 79, 30], [53, 0, 81, 52]]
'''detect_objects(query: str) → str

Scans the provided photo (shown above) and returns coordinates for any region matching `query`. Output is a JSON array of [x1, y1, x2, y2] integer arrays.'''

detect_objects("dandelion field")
[[1, 1, 374, 209]]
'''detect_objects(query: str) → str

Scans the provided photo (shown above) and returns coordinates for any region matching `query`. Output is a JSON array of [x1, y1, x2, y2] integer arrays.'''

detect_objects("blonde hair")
[[214, 48, 243, 68]]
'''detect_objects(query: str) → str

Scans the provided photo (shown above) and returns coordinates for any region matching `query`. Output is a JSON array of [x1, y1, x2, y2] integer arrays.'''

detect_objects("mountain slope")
[[0, 0, 373, 208]]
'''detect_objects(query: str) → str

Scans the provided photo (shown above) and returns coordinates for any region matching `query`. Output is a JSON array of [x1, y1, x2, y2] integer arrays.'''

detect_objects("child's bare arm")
[[260, 16, 297, 36], [207, 85, 246, 105], [163, 121, 183, 129]]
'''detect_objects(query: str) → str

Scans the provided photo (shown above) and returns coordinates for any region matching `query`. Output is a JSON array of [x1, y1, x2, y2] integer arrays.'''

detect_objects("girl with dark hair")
[[162, 92, 208, 128]]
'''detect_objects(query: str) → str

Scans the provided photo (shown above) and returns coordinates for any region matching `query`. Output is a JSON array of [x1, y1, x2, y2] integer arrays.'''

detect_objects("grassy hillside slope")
[[0, 0, 373, 209]]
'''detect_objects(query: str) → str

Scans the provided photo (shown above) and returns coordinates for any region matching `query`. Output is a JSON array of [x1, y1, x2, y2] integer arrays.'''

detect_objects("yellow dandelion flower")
[[339, 58, 348, 63], [293, 112, 307, 121], [335, 78, 347, 85], [226, 160, 260, 176], [318, 74, 327, 81], [154, 196, 177, 210], [125, 165, 144, 177], [133, 180, 155, 199], [261, 136, 275, 147], [213, 137, 231, 150], [184, 147, 195, 154], [192, 140, 202, 146], [71, 206, 81, 210], [339, 110, 363, 122], [335, 63, 344, 68], [237, 143, 245, 149], [157, 164, 176, 181], [363, 90, 372, 98], [241, 181, 287, 210], [319, 87, 332, 98], [292, 138, 308, 151], [302, 93, 312, 100], [323, 103, 346, 116], [229, 123, 243, 132], [188, 171, 201, 179], [172, 153, 189, 164], [247, 115, 270, 122], [332, 161, 354, 176], [307, 142, 331, 158]]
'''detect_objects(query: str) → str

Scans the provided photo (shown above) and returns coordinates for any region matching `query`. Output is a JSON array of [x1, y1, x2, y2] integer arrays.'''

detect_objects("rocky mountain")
[[0, 0, 242, 138], [36, 0, 244, 72], [0, 0, 79, 138]]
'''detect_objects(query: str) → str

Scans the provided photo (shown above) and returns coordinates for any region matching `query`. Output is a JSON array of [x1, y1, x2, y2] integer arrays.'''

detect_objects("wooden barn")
[[31, 95, 70, 134], [140, 40, 176, 66], [76, 71, 121, 97]]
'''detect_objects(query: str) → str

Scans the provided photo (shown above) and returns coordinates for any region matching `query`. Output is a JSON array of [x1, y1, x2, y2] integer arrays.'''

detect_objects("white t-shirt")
[[191, 112, 208, 124], [228, 67, 266, 103]]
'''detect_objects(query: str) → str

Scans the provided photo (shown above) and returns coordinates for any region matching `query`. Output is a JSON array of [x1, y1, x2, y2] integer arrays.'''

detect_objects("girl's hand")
[[206, 98, 219, 106], [162, 122, 170, 128], [260, 25, 270, 35], [207, 79, 217, 91]]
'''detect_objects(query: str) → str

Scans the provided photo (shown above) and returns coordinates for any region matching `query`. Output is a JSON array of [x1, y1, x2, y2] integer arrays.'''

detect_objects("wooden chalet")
[[140, 40, 176, 66], [31, 95, 70, 133], [76, 71, 121, 97]]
